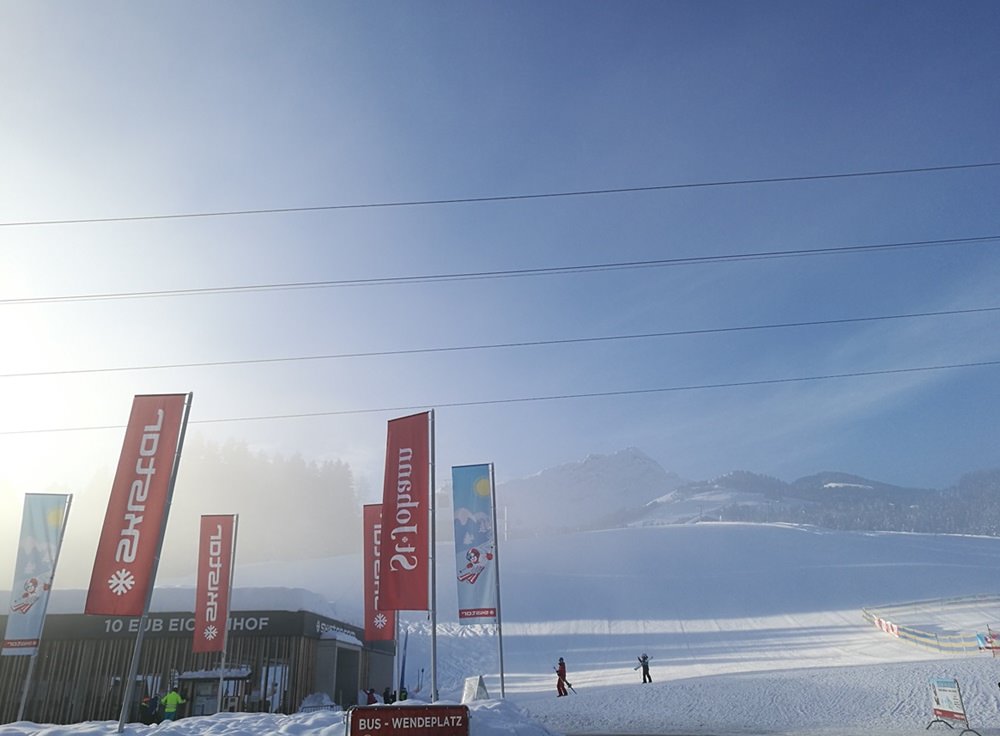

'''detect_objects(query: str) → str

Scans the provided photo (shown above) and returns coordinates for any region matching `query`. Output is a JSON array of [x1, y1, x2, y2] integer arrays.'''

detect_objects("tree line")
[[714, 469, 1000, 536]]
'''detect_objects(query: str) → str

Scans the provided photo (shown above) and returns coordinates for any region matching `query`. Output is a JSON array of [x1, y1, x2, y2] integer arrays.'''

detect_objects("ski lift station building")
[[0, 587, 395, 725]]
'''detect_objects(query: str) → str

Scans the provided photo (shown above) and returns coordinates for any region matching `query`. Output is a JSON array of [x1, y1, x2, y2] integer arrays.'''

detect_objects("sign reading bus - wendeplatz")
[[349, 704, 469, 736]]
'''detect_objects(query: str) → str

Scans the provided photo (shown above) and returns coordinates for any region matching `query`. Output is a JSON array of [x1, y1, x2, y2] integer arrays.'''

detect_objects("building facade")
[[0, 608, 394, 725]]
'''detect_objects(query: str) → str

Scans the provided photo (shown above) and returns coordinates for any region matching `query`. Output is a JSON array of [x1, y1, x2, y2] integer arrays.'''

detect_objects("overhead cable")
[[2, 234, 998, 306], [2, 358, 998, 436], [2, 161, 999, 228], [3, 305, 998, 378]]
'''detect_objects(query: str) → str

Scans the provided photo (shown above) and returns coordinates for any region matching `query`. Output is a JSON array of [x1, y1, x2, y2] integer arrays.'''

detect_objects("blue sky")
[[2, 0, 999, 523]]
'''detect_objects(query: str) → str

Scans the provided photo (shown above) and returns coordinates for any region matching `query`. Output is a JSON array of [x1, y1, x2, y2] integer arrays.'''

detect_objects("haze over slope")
[[17, 521, 1000, 735], [230, 522, 1000, 734], [496, 447, 686, 535]]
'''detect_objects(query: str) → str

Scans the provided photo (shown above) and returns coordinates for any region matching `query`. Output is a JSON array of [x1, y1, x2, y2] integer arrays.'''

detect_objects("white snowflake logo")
[[373, 612, 388, 630], [107, 569, 136, 596], [203, 625, 219, 641]]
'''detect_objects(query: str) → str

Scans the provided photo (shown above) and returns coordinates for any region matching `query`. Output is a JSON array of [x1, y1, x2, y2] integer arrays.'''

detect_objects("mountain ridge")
[[495, 449, 1000, 538]]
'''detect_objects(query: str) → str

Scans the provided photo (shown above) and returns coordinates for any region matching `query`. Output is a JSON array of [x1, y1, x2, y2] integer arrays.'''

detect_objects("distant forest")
[[714, 469, 1000, 536]]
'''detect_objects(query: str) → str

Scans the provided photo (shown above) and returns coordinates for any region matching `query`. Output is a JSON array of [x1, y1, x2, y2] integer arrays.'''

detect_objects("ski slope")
[[11, 523, 1000, 735], [212, 521, 1000, 734]]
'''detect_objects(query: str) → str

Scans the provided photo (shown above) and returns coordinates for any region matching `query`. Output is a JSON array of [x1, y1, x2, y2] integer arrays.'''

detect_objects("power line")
[[3, 305, 998, 379], [3, 161, 999, 228], [3, 234, 998, 306], [2, 358, 997, 436]]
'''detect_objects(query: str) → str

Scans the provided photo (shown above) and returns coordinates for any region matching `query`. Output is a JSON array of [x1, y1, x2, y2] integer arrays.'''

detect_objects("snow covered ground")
[[7, 522, 1000, 736]]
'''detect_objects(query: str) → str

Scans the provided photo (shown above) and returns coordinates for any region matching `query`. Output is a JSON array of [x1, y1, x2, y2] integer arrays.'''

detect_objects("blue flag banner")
[[451, 464, 498, 624], [3, 494, 71, 656]]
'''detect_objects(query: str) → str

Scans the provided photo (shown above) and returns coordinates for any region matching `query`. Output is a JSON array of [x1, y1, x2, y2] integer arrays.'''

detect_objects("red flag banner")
[[363, 504, 396, 641], [85, 394, 190, 616], [378, 412, 431, 612], [193, 514, 236, 653]]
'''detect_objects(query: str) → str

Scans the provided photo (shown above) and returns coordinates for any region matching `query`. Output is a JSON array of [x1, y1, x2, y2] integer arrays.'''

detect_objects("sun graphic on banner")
[[473, 477, 491, 497], [45, 506, 65, 529]]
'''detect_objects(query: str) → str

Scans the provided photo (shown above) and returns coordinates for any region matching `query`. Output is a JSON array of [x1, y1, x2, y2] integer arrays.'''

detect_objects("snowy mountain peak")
[[497, 450, 994, 538], [499, 448, 684, 535]]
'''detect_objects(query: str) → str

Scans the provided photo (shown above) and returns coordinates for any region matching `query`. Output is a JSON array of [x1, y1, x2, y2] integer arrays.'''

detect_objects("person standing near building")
[[555, 657, 568, 697], [139, 694, 155, 724], [160, 687, 186, 721], [638, 653, 652, 683]]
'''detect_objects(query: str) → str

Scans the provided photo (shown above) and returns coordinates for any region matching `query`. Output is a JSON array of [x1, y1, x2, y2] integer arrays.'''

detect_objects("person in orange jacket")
[[555, 657, 568, 697]]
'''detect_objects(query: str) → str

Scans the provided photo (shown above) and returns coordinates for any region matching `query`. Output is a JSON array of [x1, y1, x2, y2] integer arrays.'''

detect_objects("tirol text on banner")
[[193, 515, 236, 654], [86, 394, 190, 616], [451, 465, 498, 624], [378, 412, 430, 612], [363, 504, 396, 641], [3, 494, 72, 656]]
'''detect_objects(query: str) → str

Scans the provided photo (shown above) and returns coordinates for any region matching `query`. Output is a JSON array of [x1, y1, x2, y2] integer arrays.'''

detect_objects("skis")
[[634, 656, 653, 671], [553, 666, 577, 694]]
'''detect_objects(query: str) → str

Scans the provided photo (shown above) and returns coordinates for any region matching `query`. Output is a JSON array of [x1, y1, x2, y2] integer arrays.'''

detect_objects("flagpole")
[[16, 494, 73, 722], [429, 410, 438, 702], [118, 392, 193, 733], [17, 650, 38, 724], [487, 464, 506, 698], [215, 514, 238, 714]]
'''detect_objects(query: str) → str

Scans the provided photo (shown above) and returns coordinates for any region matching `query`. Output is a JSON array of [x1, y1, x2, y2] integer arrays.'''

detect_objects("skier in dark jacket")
[[555, 657, 568, 696], [638, 653, 652, 683], [139, 694, 156, 724]]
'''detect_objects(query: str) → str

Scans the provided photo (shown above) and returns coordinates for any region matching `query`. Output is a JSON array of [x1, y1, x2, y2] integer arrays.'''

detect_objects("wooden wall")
[[0, 633, 321, 724]]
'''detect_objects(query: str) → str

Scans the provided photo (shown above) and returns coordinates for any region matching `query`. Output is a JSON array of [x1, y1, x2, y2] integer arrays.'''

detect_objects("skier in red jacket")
[[555, 657, 568, 696]]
